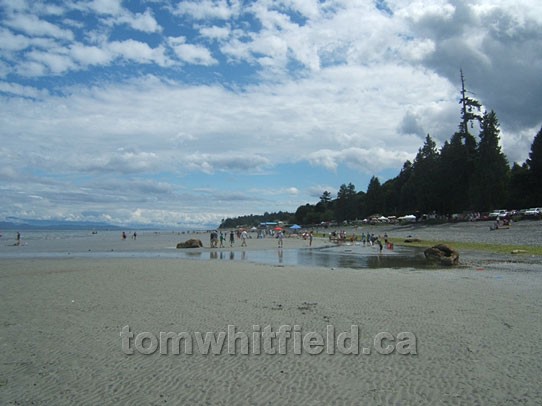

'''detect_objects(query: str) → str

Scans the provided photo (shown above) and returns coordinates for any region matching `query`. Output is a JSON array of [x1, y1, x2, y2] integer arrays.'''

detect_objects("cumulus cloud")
[[168, 36, 218, 66], [0, 0, 540, 226], [4, 13, 74, 40], [175, 0, 240, 21]]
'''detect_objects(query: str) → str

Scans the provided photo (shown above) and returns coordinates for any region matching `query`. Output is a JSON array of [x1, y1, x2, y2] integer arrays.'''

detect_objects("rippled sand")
[[1, 249, 541, 404]]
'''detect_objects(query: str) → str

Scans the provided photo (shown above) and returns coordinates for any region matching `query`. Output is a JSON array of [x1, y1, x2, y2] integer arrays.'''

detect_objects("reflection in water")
[[185, 245, 440, 269]]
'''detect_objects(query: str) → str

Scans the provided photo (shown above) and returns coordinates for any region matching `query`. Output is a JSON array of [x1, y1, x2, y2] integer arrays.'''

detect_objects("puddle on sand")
[[178, 245, 443, 269]]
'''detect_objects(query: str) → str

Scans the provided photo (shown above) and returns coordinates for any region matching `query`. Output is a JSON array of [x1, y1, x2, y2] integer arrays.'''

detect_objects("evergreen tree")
[[439, 133, 475, 213], [526, 126, 542, 205], [470, 111, 510, 211], [319, 191, 332, 206], [459, 69, 483, 136], [508, 163, 531, 209], [398, 161, 416, 213], [335, 183, 357, 222], [365, 176, 383, 215], [453, 70, 482, 210], [409, 134, 440, 213]]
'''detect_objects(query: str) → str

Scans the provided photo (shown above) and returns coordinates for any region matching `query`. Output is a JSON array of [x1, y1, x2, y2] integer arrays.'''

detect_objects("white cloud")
[[168, 36, 218, 66], [199, 25, 231, 41], [116, 9, 162, 33], [87, 0, 124, 16], [4, 13, 74, 40], [25, 48, 76, 74], [175, 0, 240, 20], [0, 27, 31, 51], [70, 43, 112, 66], [108, 40, 170, 66], [1, 0, 541, 226], [0, 81, 49, 98]]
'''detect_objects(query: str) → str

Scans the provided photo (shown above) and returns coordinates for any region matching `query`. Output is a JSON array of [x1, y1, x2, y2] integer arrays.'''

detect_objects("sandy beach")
[[1, 223, 542, 404]]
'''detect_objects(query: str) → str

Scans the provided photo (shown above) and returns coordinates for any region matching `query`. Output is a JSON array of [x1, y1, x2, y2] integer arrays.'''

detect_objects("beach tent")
[[399, 214, 417, 222], [289, 224, 302, 230]]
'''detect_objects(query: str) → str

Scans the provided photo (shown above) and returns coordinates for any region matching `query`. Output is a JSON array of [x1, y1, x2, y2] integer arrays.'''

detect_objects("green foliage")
[[219, 211, 295, 229], [469, 111, 510, 211], [409, 134, 440, 213], [365, 176, 382, 216], [508, 163, 531, 209], [526, 126, 542, 204], [439, 133, 476, 212]]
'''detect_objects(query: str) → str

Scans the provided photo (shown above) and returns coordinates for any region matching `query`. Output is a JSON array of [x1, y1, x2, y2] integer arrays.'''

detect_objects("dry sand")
[[1, 224, 542, 404]]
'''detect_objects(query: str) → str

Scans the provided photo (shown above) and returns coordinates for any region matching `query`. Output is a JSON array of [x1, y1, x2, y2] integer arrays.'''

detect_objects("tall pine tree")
[[470, 111, 510, 211], [439, 133, 475, 213], [365, 176, 383, 216], [526, 126, 542, 205], [409, 134, 440, 213]]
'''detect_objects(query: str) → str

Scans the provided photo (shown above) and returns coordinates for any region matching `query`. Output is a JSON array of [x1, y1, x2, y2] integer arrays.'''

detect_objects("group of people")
[[121, 231, 137, 240], [209, 228, 314, 249], [328, 230, 390, 252], [210, 230, 249, 248]]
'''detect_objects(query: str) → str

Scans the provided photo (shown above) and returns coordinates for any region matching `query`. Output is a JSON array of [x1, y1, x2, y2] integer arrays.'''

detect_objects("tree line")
[[220, 72, 542, 228]]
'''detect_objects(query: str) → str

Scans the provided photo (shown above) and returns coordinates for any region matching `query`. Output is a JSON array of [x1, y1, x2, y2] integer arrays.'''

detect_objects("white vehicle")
[[524, 208, 542, 217], [488, 209, 508, 219]]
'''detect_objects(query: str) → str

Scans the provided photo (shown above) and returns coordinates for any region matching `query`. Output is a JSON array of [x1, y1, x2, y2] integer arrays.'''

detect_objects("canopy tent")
[[289, 224, 302, 230]]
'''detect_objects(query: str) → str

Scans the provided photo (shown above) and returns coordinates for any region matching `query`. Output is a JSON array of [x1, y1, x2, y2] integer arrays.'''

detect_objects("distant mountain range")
[[0, 218, 124, 231]]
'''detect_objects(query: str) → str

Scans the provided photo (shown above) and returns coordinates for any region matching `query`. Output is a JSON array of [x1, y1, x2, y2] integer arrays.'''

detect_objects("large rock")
[[176, 239, 203, 249], [424, 244, 459, 266]]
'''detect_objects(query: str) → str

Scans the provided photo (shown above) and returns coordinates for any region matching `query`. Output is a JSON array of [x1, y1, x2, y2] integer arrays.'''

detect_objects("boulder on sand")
[[176, 239, 203, 249], [424, 244, 459, 266]]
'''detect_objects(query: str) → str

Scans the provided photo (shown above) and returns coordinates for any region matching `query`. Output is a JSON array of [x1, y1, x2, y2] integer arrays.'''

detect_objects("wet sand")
[[1, 222, 541, 404]]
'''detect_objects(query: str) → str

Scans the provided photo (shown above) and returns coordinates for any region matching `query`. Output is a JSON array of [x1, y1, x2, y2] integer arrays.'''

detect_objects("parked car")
[[488, 209, 508, 219], [524, 207, 542, 217]]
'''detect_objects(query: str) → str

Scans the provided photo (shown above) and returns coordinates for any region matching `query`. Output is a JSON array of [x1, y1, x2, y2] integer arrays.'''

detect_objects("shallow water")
[[0, 230, 440, 269], [173, 245, 438, 269]]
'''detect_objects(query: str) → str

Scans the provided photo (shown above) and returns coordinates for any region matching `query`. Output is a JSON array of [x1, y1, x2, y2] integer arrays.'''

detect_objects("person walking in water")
[[277, 230, 284, 248]]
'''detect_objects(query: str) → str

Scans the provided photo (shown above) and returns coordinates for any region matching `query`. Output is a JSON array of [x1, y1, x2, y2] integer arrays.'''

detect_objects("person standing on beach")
[[229, 230, 235, 247], [277, 230, 284, 248], [210, 230, 218, 248], [219, 231, 225, 248], [16, 232, 21, 246], [309, 231, 313, 247], [241, 230, 248, 247]]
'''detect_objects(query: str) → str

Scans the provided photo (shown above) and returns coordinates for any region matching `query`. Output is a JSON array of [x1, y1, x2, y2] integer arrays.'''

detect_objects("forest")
[[220, 73, 542, 229]]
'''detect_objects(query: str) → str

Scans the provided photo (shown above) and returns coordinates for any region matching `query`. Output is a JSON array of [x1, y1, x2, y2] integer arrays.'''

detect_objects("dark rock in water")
[[424, 244, 459, 266], [404, 238, 421, 243], [176, 239, 203, 249]]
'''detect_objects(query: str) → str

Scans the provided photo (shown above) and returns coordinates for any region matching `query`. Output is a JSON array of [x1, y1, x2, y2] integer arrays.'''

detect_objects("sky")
[[1, 0, 541, 228]]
